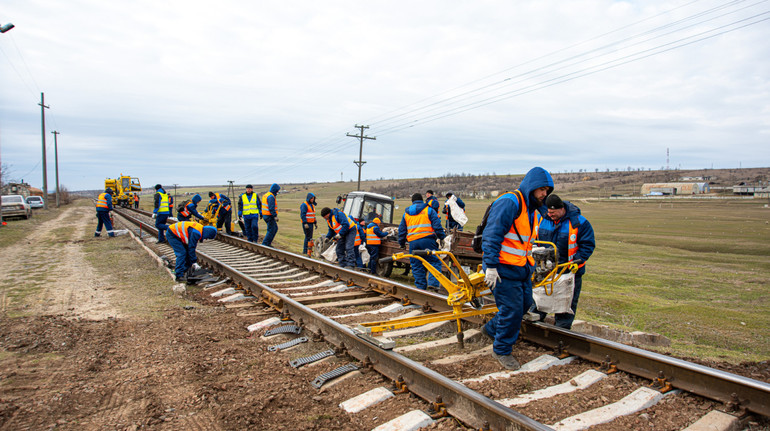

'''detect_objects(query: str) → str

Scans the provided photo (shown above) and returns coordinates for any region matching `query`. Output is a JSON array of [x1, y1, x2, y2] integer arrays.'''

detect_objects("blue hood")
[[306, 192, 315, 202], [270, 183, 281, 194], [201, 226, 217, 240], [192, 194, 202, 204], [518, 167, 554, 208]]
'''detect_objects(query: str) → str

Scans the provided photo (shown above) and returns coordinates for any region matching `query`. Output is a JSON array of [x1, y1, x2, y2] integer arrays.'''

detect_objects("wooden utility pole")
[[346, 125, 375, 191], [39, 93, 50, 209], [52, 131, 60, 207]]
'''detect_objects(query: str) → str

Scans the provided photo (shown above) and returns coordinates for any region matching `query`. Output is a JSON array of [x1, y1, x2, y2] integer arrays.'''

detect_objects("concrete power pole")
[[39, 93, 50, 209], [52, 131, 60, 207], [346, 125, 375, 191]]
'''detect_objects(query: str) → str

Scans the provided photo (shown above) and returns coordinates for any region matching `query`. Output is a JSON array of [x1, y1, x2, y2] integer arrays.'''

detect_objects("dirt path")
[[0, 206, 122, 319]]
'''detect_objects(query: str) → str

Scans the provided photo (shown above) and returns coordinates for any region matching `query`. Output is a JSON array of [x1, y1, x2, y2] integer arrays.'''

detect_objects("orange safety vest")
[[404, 206, 434, 242], [96, 193, 110, 209], [365, 225, 381, 245], [168, 221, 204, 245], [354, 223, 363, 246], [261, 192, 275, 216], [499, 190, 536, 267], [328, 213, 360, 243], [213, 193, 231, 211], [303, 201, 316, 223], [567, 220, 585, 268]]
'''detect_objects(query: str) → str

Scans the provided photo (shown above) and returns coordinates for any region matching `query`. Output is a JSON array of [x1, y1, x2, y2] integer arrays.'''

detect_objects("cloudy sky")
[[1, 0, 768, 191]]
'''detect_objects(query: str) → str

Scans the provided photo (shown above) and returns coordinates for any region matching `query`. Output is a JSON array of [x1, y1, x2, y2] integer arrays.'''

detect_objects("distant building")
[[641, 182, 707, 195]]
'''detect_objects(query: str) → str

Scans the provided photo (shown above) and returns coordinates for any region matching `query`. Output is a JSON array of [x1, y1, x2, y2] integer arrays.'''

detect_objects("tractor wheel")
[[376, 260, 393, 278]]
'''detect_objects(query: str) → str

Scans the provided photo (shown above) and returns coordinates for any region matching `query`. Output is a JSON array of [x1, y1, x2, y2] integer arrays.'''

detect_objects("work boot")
[[175, 275, 187, 283], [523, 311, 542, 322], [493, 353, 521, 370], [480, 325, 493, 341]]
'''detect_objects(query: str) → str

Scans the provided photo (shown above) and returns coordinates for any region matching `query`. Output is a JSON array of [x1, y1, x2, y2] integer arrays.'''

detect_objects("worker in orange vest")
[[365, 217, 388, 274], [300, 193, 317, 255]]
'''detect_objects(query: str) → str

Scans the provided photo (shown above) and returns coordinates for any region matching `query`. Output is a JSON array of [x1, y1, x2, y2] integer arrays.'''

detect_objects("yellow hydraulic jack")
[[353, 243, 580, 350]]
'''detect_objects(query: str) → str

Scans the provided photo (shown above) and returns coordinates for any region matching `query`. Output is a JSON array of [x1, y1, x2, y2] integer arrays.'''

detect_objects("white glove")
[[333, 234, 341, 241], [275, 217, 279, 222], [484, 267, 501, 290], [303, 223, 309, 229], [152, 213, 157, 219], [192, 263, 201, 271]]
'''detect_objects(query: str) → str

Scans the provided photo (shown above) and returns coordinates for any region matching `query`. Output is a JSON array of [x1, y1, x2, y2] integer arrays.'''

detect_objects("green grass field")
[[138, 183, 770, 362]]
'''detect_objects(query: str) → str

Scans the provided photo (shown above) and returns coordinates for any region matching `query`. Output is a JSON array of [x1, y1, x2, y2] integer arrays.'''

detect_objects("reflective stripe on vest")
[[327, 213, 360, 243], [214, 193, 231, 211], [96, 193, 110, 209], [304, 202, 316, 223], [499, 190, 535, 266], [354, 221, 363, 246], [169, 221, 204, 245], [241, 193, 259, 215], [568, 220, 585, 268], [261, 192, 275, 216], [180, 202, 191, 217], [158, 192, 170, 213], [405, 206, 434, 242], [365, 226, 381, 245]]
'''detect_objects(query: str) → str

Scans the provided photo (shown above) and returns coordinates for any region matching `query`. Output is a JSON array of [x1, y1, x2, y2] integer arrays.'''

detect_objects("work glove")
[[152, 213, 157, 219], [192, 263, 201, 271], [303, 223, 309, 229], [239, 217, 244, 223], [314, 222, 318, 228], [333, 234, 341, 241], [275, 217, 279, 222], [484, 267, 501, 290]]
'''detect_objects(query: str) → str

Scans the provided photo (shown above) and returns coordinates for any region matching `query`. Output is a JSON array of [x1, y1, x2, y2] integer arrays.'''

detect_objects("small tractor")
[[104, 174, 141, 207]]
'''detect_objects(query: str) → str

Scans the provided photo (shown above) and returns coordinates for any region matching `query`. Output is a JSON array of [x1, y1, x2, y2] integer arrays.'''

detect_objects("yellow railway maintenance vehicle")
[[353, 242, 580, 350], [104, 175, 141, 208]]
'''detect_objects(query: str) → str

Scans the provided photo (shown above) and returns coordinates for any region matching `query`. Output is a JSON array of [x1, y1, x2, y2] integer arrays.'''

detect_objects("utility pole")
[[173, 183, 178, 207], [39, 93, 50, 209], [52, 131, 60, 207], [346, 125, 375, 191]]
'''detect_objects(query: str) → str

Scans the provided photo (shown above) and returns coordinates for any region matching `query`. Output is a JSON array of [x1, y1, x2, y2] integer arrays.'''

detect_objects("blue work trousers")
[[366, 244, 380, 274], [535, 274, 583, 329], [95, 212, 114, 237], [217, 209, 232, 234], [262, 215, 278, 246], [484, 272, 533, 356], [302, 223, 314, 254], [155, 213, 169, 241], [334, 229, 356, 268], [243, 215, 259, 243], [167, 234, 193, 279], [408, 236, 442, 290]]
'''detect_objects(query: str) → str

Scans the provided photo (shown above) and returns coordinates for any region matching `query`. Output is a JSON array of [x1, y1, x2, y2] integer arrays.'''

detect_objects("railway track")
[[114, 207, 770, 430]]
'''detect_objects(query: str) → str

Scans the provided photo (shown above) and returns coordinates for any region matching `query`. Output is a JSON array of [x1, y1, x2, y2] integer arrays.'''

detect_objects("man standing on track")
[[300, 192, 317, 255], [261, 183, 281, 247], [398, 192, 446, 291], [153, 184, 172, 244], [481, 166, 554, 370], [321, 207, 358, 268], [238, 185, 261, 243], [95, 187, 115, 237], [208, 191, 233, 235], [166, 221, 218, 283], [532, 193, 595, 329], [365, 217, 388, 274]]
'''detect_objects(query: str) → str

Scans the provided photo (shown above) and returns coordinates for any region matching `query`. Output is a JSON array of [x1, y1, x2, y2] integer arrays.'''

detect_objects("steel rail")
[[116, 208, 770, 418], [114, 208, 550, 430]]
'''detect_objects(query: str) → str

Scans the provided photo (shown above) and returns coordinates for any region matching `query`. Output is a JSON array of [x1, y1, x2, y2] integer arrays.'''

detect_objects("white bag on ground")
[[533, 272, 575, 314], [446, 195, 468, 226], [321, 243, 337, 263]]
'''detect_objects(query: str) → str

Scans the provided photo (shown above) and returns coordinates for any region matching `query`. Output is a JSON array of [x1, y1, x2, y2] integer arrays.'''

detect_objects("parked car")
[[26, 196, 45, 209], [1, 195, 32, 219]]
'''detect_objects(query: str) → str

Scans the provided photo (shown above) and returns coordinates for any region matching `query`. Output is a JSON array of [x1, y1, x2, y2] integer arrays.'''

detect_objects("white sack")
[[446, 195, 468, 226], [359, 244, 370, 265], [321, 243, 337, 263], [532, 272, 575, 314]]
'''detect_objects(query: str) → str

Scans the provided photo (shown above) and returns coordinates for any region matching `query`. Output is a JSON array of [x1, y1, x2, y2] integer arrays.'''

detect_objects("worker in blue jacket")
[[481, 167, 554, 370], [94, 187, 115, 237], [177, 194, 205, 222], [425, 190, 440, 212], [443, 191, 466, 231], [321, 207, 357, 268], [261, 183, 281, 246], [208, 191, 233, 235], [533, 194, 595, 329], [365, 217, 389, 274], [166, 221, 218, 283], [299, 192, 317, 255], [153, 184, 172, 243], [238, 185, 262, 243], [398, 193, 446, 291]]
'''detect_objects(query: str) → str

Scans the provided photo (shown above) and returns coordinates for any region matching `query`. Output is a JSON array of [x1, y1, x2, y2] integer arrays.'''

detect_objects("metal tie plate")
[[290, 349, 335, 368], [264, 324, 303, 336], [311, 364, 359, 389], [267, 337, 308, 352]]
